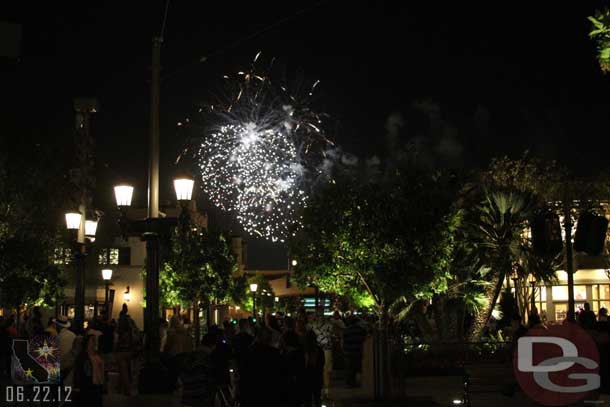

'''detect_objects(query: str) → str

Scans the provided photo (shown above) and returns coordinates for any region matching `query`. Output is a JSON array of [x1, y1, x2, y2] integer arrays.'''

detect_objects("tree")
[[589, 8, 610, 73], [290, 163, 461, 398], [155, 226, 243, 341], [291, 166, 461, 319], [0, 139, 69, 314], [467, 189, 534, 340]]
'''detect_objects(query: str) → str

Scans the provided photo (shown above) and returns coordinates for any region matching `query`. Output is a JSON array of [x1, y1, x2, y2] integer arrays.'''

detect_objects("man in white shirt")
[[53, 316, 76, 385]]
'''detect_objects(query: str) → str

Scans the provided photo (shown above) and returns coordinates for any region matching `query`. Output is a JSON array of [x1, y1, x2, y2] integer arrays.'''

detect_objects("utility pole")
[[148, 37, 161, 219], [72, 98, 97, 333], [143, 36, 162, 366]]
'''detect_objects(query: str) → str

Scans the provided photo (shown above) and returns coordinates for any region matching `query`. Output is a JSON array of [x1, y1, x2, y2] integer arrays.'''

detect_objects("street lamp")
[[250, 283, 258, 318], [174, 174, 195, 233], [65, 212, 82, 230], [85, 220, 98, 241], [291, 259, 298, 267], [114, 184, 134, 207], [102, 269, 112, 321], [174, 176, 195, 201], [64, 211, 97, 333], [114, 174, 194, 374]]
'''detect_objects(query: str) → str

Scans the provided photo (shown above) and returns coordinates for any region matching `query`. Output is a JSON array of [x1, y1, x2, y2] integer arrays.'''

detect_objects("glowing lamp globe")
[[291, 259, 298, 267], [114, 185, 134, 207], [85, 220, 98, 237], [65, 212, 82, 230], [174, 177, 194, 201], [249, 283, 258, 293], [102, 268, 113, 281]]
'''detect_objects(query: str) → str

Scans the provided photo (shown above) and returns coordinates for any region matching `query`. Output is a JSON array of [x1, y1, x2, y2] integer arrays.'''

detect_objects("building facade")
[[55, 202, 257, 329]]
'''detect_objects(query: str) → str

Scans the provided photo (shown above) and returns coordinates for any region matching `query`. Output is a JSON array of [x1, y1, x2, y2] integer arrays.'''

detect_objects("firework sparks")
[[196, 55, 332, 242]]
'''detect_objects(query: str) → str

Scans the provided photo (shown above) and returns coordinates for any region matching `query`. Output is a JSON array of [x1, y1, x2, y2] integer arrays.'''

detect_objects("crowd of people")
[[508, 302, 610, 392], [164, 308, 370, 407], [508, 302, 610, 337], [0, 305, 371, 407], [0, 303, 139, 407]]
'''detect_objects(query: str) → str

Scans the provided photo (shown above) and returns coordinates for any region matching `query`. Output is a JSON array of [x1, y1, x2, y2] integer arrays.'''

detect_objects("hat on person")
[[52, 316, 71, 328]]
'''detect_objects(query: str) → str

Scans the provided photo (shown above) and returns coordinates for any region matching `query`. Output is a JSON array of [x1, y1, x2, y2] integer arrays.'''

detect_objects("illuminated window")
[[98, 248, 119, 265], [555, 303, 567, 321], [552, 286, 568, 301], [51, 247, 71, 265], [532, 286, 547, 317], [575, 285, 587, 300], [552, 285, 586, 301], [591, 285, 610, 313], [109, 248, 119, 265]]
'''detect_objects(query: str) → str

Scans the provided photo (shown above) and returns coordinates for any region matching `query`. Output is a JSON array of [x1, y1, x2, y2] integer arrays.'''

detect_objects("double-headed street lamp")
[[64, 212, 98, 333], [102, 268, 112, 321], [113, 174, 194, 371]]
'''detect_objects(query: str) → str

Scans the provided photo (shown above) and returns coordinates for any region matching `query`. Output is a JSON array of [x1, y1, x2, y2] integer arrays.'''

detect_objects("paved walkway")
[[98, 383, 610, 407], [103, 393, 181, 407], [98, 367, 610, 407]]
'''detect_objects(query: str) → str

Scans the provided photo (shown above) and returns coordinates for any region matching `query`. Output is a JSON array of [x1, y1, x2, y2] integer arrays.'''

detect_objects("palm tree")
[[468, 190, 534, 341], [589, 8, 610, 73], [514, 249, 561, 322]]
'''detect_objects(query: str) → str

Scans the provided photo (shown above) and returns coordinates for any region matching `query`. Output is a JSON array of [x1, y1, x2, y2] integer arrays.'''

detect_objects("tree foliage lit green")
[[290, 164, 462, 319], [589, 8, 610, 73], [145, 227, 245, 309], [0, 142, 68, 310]]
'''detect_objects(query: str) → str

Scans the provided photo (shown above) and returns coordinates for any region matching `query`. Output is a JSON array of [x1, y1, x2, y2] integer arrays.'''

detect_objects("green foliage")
[[0, 142, 68, 309], [589, 8, 610, 73], [473, 190, 534, 265], [35, 264, 67, 307], [244, 274, 275, 312], [347, 288, 376, 310], [146, 227, 242, 308], [480, 153, 562, 201], [158, 262, 187, 309], [290, 165, 462, 316]]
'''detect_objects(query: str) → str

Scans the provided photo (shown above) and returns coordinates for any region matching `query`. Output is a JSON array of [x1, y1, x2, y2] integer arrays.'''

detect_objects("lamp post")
[[114, 175, 194, 372], [113, 32, 197, 391], [562, 199, 576, 322], [250, 283, 258, 319], [102, 268, 112, 321], [68, 98, 98, 333], [65, 212, 97, 333], [530, 276, 537, 315], [511, 273, 520, 316]]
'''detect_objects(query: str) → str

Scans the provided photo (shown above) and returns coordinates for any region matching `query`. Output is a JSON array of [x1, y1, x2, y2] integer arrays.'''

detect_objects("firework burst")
[[196, 54, 332, 242]]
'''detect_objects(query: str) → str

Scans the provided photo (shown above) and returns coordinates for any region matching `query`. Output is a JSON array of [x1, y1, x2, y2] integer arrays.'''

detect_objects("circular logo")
[[513, 321, 600, 406]]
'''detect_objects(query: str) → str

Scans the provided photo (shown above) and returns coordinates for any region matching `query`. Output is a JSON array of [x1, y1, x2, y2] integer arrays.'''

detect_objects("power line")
[[162, 0, 329, 82], [160, 0, 171, 39]]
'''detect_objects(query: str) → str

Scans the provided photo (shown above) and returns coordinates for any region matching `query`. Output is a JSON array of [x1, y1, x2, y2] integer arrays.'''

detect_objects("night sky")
[[2, 1, 610, 268]]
